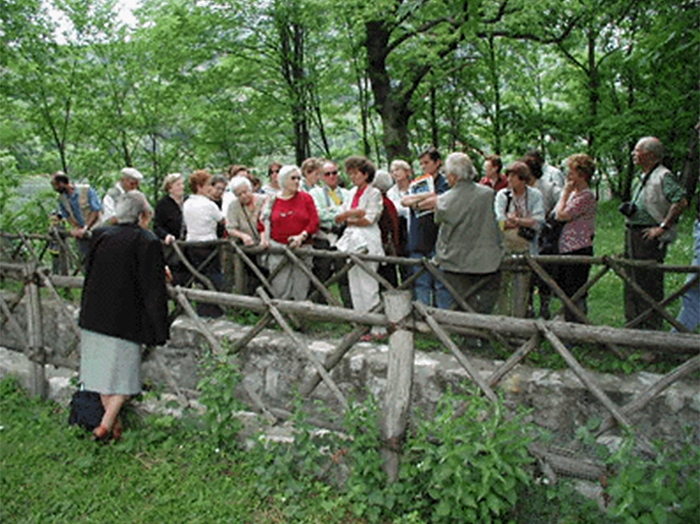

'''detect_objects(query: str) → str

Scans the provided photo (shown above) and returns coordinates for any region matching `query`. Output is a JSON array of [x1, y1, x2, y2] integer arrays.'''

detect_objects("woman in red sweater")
[[262, 165, 319, 300]]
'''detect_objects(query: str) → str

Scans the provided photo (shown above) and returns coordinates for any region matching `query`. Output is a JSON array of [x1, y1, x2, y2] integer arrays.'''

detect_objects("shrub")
[[605, 434, 699, 523], [342, 389, 534, 523]]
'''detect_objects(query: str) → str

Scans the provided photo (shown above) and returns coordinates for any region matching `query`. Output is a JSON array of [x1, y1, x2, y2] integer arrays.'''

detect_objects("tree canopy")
[[1, 0, 698, 200]]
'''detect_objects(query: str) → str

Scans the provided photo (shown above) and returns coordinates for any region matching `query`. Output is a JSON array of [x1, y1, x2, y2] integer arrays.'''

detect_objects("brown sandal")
[[92, 425, 110, 441], [112, 418, 123, 441]]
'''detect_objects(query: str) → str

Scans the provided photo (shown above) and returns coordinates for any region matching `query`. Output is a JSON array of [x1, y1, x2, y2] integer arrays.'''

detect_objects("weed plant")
[[2, 376, 698, 523]]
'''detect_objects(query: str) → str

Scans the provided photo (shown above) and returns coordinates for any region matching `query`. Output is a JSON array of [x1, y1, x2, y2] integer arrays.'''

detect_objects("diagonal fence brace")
[[256, 288, 348, 410]]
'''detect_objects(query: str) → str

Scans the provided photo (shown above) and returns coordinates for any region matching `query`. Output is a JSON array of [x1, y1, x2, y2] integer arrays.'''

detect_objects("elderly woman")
[[335, 156, 385, 340], [154, 173, 187, 284], [263, 165, 319, 300], [494, 161, 545, 255], [183, 169, 227, 316], [387, 159, 412, 220], [227, 177, 268, 247], [373, 169, 402, 288], [494, 161, 545, 317], [79, 191, 169, 440], [550, 153, 597, 321], [434, 153, 505, 312], [226, 177, 269, 295]]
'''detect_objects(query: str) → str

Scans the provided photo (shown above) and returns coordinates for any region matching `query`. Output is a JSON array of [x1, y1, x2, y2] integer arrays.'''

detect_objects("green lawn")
[[0, 378, 355, 524]]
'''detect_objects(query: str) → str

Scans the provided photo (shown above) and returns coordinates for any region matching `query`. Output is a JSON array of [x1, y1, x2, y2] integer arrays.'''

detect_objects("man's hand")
[[643, 226, 666, 240]]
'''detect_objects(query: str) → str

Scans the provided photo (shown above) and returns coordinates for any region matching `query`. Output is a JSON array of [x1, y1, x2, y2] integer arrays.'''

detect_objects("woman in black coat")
[[79, 191, 169, 440], [154, 173, 188, 284]]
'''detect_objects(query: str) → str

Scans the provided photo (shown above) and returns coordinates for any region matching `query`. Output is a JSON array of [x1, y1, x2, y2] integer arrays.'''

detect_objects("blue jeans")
[[677, 219, 700, 331], [410, 251, 449, 307]]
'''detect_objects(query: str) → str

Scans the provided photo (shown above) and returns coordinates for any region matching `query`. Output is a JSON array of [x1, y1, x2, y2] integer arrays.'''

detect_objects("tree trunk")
[[365, 20, 412, 162]]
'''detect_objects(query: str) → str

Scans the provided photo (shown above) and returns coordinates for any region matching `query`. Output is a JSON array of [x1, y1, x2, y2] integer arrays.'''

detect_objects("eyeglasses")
[[271, 169, 280, 173], [324, 170, 339, 176]]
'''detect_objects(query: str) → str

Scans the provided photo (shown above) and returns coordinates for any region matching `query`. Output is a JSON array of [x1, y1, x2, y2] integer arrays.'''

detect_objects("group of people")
[[54, 131, 697, 440]]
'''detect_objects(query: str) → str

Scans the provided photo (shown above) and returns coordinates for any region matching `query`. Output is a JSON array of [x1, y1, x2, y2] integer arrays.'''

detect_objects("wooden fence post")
[[25, 267, 47, 399], [381, 290, 414, 482]]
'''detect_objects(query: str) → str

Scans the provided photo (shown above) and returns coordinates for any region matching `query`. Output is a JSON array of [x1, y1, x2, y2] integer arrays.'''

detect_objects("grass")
[[0, 377, 357, 524]]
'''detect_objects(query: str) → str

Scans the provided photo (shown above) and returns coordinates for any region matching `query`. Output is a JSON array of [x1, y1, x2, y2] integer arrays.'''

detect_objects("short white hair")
[[229, 176, 252, 194], [372, 169, 393, 193], [445, 152, 477, 182], [116, 191, 152, 223], [278, 165, 301, 187]]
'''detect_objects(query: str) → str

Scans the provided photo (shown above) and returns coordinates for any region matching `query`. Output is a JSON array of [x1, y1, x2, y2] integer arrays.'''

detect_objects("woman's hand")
[[164, 234, 176, 245], [288, 231, 308, 248], [240, 233, 254, 246], [259, 237, 270, 249], [164, 265, 173, 283]]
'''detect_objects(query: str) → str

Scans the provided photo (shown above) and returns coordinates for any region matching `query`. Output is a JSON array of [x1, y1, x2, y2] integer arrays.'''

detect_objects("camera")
[[618, 201, 637, 218]]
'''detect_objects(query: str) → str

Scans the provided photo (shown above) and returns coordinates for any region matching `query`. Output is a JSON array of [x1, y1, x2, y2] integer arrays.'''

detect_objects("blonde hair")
[[161, 173, 183, 193]]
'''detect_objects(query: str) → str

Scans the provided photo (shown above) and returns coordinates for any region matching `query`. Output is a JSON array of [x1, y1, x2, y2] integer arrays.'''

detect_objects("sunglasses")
[[290, 176, 301, 181], [324, 170, 339, 176]]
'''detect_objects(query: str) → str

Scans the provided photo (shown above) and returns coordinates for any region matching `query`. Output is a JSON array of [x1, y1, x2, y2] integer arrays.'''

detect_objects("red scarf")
[[351, 185, 367, 209]]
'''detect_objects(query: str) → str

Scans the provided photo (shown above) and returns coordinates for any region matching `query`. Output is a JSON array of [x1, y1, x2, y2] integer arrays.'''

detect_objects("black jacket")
[[154, 195, 183, 241], [79, 224, 169, 346]]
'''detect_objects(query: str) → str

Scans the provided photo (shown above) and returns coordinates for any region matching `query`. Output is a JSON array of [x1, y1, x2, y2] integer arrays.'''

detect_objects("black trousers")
[[551, 246, 593, 322], [624, 226, 666, 330]]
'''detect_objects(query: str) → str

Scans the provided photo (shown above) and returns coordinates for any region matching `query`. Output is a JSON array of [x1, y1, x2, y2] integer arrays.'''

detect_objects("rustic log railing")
[[3, 231, 698, 336], [1, 231, 698, 481], [2, 257, 699, 479]]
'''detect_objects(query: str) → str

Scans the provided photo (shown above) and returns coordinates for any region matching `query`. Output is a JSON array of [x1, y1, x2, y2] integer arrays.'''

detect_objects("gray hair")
[[211, 174, 228, 187], [372, 169, 394, 193], [116, 191, 152, 224], [278, 165, 301, 187], [445, 152, 477, 182], [637, 137, 664, 161], [229, 176, 252, 194]]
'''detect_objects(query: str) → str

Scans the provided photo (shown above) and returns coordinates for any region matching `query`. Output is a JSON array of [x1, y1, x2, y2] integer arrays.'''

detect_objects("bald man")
[[623, 137, 686, 330]]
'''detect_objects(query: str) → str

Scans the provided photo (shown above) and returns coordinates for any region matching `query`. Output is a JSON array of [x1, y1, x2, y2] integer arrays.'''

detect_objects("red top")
[[479, 174, 508, 192], [379, 195, 402, 256], [270, 191, 319, 244]]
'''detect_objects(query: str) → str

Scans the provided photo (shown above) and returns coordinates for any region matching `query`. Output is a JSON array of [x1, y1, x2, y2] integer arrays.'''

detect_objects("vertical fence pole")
[[381, 290, 414, 482], [25, 267, 47, 399], [232, 244, 245, 295]]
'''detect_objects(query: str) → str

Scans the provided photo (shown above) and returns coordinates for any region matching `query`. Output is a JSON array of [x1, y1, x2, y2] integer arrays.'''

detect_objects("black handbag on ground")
[[68, 390, 104, 432], [538, 214, 566, 254]]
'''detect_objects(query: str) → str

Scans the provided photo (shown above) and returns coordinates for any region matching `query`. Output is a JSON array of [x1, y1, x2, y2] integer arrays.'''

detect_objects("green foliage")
[[0, 375, 345, 523], [246, 400, 344, 518], [196, 352, 245, 452], [605, 435, 700, 524], [340, 389, 534, 523]]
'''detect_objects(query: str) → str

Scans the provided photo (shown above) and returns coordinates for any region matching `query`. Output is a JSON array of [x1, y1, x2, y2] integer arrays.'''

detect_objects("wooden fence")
[[2, 230, 698, 333], [1, 230, 699, 481]]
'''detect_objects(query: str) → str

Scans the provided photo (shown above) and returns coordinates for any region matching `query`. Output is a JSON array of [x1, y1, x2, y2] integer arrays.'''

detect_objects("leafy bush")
[[342, 389, 534, 523], [605, 434, 699, 524], [196, 353, 245, 452]]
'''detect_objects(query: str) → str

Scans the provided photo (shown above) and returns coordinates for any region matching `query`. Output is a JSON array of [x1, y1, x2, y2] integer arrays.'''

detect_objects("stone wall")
[[1, 293, 698, 449]]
